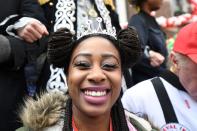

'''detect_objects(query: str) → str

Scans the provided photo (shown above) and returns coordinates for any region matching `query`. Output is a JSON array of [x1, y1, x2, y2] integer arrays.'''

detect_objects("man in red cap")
[[121, 22, 197, 130]]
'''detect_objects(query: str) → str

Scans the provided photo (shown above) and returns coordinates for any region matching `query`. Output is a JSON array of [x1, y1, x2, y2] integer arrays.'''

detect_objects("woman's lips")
[[81, 87, 111, 105]]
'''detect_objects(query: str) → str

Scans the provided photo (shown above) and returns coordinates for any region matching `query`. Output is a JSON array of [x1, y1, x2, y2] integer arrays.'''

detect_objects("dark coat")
[[0, 0, 47, 130], [129, 11, 168, 85]]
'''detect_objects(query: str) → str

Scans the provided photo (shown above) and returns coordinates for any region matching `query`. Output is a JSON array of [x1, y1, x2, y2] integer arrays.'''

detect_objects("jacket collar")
[[159, 70, 187, 92]]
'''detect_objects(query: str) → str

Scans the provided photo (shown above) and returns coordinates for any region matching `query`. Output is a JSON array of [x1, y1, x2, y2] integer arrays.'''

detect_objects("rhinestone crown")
[[77, 17, 117, 39]]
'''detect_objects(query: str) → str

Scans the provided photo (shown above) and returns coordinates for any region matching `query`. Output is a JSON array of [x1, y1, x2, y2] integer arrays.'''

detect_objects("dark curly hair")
[[47, 27, 141, 74], [47, 28, 73, 69]]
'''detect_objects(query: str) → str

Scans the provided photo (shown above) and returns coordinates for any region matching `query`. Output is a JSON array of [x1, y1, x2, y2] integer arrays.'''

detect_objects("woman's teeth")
[[84, 90, 107, 96]]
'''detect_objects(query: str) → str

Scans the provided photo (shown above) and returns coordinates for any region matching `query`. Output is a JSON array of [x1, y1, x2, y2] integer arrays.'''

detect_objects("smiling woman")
[[68, 36, 122, 118], [16, 18, 157, 131]]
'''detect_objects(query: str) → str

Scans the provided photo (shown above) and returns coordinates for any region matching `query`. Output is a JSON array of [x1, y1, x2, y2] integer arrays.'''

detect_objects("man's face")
[[178, 57, 197, 101], [147, 0, 163, 11]]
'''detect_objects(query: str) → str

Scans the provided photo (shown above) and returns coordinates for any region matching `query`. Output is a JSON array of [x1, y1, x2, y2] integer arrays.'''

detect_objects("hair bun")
[[117, 26, 141, 68], [47, 28, 73, 68]]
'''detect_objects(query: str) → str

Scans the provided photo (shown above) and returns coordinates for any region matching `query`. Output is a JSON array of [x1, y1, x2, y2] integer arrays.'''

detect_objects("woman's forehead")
[[71, 37, 120, 59], [75, 37, 118, 52]]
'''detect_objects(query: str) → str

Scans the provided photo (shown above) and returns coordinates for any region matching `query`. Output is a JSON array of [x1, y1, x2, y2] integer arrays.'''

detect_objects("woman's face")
[[67, 36, 122, 117]]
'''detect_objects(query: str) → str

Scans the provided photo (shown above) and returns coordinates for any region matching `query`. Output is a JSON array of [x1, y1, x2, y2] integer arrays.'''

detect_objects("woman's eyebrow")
[[102, 53, 120, 64], [72, 53, 91, 62], [72, 52, 120, 64]]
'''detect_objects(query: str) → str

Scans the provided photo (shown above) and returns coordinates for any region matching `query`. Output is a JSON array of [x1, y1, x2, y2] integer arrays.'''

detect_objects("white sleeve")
[[121, 80, 154, 118], [122, 84, 143, 115], [6, 17, 41, 38], [122, 79, 167, 128]]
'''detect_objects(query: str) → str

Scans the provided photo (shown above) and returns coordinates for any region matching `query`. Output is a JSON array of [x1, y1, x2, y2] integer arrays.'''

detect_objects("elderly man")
[[121, 22, 197, 131]]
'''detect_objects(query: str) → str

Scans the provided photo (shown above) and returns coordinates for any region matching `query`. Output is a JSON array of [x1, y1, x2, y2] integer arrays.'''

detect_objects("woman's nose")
[[87, 66, 106, 83]]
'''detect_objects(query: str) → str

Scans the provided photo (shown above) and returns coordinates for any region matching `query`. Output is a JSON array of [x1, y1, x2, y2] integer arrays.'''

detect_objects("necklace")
[[72, 117, 113, 131]]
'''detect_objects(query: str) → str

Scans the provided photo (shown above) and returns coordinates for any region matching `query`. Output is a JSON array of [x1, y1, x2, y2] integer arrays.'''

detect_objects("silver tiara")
[[77, 17, 117, 40]]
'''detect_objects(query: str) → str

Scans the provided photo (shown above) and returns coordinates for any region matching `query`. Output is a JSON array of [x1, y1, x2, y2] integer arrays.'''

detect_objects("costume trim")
[[46, 66, 68, 93], [54, 0, 76, 33]]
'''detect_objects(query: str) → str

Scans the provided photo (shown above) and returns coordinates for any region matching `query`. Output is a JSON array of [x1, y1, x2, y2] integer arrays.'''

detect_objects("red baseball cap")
[[173, 22, 197, 64]]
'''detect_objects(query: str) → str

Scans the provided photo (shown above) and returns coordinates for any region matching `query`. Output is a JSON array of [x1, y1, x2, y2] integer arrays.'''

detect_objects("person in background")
[[0, 0, 48, 130], [121, 22, 197, 130], [128, 0, 168, 85], [16, 20, 156, 131], [38, 0, 121, 32]]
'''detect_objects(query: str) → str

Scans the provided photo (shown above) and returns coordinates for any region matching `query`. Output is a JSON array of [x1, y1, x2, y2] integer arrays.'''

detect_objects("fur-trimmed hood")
[[19, 92, 68, 131], [18, 92, 157, 131]]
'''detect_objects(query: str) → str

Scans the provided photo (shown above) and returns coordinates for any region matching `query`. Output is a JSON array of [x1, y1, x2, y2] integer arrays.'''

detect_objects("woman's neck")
[[72, 106, 111, 131]]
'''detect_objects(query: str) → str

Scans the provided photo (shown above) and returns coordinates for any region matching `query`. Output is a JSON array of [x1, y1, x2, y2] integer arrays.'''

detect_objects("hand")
[[17, 19, 49, 43], [149, 50, 165, 67]]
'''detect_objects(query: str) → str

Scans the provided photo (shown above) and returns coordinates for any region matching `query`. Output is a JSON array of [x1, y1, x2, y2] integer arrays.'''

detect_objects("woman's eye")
[[74, 61, 90, 69], [102, 63, 118, 70]]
